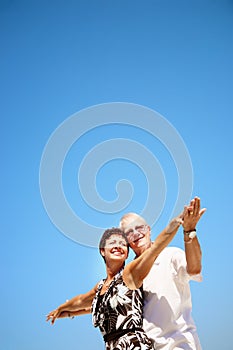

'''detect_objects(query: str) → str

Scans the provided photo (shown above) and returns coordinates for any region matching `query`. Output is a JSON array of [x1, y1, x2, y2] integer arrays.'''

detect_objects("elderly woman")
[[47, 216, 183, 349]]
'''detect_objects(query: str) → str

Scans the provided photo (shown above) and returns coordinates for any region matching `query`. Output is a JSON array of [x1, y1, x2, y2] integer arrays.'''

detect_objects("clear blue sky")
[[1, 1, 233, 349]]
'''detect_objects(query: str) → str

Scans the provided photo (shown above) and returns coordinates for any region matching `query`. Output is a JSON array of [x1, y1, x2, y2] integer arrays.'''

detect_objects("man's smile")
[[130, 233, 144, 243]]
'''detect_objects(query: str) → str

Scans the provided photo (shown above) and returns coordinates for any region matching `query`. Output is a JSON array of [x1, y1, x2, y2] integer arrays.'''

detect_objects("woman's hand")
[[165, 214, 184, 234], [46, 308, 62, 325]]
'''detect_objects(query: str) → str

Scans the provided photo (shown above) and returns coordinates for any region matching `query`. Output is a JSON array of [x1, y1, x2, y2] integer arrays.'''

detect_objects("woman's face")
[[101, 234, 128, 264]]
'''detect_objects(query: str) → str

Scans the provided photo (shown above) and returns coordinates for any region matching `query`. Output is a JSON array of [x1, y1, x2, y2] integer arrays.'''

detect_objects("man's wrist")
[[183, 226, 196, 232], [183, 228, 197, 240], [183, 229, 196, 244]]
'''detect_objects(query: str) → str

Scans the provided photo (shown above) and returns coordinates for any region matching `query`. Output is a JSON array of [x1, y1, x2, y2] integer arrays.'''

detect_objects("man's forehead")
[[124, 217, 147, 229]]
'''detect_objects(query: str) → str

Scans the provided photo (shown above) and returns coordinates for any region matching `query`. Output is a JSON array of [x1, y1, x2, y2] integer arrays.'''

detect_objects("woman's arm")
[[46, 284, 97, 324], [57, 308, 92, 319], [123, 215, 183, 289]]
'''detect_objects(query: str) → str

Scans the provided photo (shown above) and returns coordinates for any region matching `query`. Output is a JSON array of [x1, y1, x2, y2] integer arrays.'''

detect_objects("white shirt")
[[143, 247, 202, 350]]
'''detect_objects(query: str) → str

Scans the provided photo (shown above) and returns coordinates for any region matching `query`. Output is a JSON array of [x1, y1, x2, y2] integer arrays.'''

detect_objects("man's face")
[[122, 216, 151, 254]]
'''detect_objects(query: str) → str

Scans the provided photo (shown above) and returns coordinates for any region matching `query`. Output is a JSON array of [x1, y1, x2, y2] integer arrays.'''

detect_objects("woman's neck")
[[105, 262, 124, 282]]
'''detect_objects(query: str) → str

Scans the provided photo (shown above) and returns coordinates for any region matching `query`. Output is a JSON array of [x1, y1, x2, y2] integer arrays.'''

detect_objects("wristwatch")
[[183, 229, 196, 239]]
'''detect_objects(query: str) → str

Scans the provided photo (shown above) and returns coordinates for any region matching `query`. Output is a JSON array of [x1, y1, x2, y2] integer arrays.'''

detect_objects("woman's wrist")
[[166, 217, 183, 233]]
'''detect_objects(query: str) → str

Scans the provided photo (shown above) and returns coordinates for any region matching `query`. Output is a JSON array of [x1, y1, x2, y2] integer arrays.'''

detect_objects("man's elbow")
[[187, 264, 202, 275]]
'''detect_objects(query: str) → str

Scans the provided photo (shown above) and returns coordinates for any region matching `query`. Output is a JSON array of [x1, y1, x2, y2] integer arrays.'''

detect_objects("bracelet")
[[183, 228, 196, 239]]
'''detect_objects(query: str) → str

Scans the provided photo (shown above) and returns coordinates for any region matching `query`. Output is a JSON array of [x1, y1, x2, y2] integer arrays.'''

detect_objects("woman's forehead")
[[106, 234, 126, 241]]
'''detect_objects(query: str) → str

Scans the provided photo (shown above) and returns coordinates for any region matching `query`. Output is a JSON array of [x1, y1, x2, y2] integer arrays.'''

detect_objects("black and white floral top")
[[92, 270, 153, 349], [92, 270, 144, 336]]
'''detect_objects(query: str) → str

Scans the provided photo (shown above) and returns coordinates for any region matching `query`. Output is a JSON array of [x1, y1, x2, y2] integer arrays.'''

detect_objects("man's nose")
[[132, 227, 139, 234], [128, 230, 141, 242]]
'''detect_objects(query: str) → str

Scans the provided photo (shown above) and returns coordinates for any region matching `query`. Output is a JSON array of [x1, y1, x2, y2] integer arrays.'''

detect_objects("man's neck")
[[135, 241, 152, 257]]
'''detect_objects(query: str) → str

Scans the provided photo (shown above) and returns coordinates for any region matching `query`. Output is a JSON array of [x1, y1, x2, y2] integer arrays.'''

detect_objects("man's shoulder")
[[161, 246, 184, 254], [157, 246, 185, 261]]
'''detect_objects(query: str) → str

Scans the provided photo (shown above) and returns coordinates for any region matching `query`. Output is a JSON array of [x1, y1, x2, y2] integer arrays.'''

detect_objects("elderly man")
[[119, 196, 206, 350]]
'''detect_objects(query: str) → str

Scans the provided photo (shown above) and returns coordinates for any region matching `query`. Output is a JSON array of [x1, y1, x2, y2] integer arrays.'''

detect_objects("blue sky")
[[1, 1, 233, 349]]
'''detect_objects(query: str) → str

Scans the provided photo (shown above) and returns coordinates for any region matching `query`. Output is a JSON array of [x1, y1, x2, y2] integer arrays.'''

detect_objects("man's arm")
[[46, 284, 98, 324], [182, 197, 206, 275]]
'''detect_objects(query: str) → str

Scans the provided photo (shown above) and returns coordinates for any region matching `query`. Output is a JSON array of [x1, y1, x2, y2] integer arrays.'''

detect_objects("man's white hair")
[[119, 212, 147, 232]]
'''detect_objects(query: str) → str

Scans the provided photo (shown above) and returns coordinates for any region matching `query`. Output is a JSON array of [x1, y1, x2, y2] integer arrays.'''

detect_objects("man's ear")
[[147, 225, 151, 238]]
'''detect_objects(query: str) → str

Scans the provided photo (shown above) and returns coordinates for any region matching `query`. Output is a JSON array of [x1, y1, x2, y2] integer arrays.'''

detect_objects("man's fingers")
[[199, 208, 207, 217], [183, 205, 189, 217], [193, 197, 200, 215]]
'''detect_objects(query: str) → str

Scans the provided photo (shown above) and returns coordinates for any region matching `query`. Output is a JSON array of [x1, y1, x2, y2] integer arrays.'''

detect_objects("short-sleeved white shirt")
[[143, 247, 202, 350]]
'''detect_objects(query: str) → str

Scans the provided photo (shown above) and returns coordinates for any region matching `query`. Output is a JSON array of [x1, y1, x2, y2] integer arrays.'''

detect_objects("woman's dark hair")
[[99, 227, 129, 260]]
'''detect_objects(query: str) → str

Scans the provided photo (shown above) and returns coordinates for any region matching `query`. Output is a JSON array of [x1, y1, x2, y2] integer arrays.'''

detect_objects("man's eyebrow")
[[125, 228, 133, 234]]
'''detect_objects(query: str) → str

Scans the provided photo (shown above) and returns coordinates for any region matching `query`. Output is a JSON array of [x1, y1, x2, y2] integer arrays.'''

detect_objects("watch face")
[[189, 231, 197, 239]]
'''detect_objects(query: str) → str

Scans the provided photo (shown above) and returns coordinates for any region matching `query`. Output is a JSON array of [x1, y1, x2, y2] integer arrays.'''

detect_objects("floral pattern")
[[92, 270, 153, 350], [109, 284, 132, 310]]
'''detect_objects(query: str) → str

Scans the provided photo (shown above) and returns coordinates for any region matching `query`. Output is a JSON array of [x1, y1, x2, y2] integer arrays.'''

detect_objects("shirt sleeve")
[[171, 248, 202, 283]]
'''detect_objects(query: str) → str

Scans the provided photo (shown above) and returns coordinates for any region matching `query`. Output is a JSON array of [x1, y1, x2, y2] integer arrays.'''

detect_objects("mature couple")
[[47, 197, 206, 350]]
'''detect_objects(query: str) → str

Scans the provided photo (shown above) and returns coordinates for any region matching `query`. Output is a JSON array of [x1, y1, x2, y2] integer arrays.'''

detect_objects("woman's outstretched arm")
[[46, 284, 97, 324]]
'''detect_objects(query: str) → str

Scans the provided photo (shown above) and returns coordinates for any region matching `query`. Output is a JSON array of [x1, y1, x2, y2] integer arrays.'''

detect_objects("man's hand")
[[183, 197, 206, 232]]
